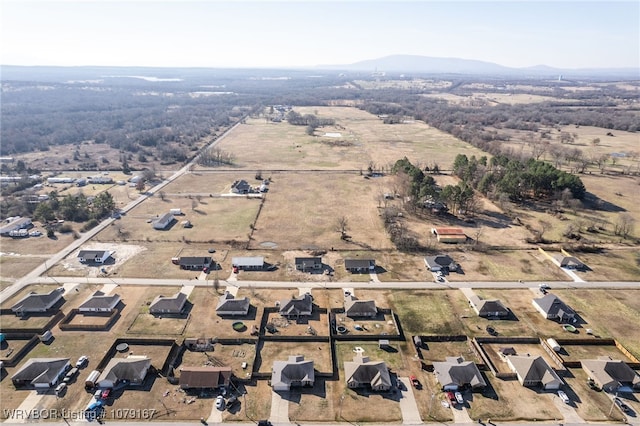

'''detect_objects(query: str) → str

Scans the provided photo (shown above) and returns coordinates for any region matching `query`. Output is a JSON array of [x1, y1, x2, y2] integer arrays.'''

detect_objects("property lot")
[[127, 312, 190, 335], [288, 377, 338, 422], [480, 343, 555, 375], [390, 290, 467, 336], [49, 242, 146, 278], [418, 341, 478, 365], [255, 341, 332, 374], [222, 379, 272, 422], [335, 342, 405, 371], [0, 256, 46, 284], [263, 309, 329, 338], [0, 229, 77, 256], [334, 311, 398, 336], [563, 367, 626, 422], [179, 343, 256, 379], [414, 372, 454, 422]]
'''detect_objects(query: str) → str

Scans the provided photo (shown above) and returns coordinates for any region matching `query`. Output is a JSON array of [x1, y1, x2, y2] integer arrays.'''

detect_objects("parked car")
[[445, 391, 457, 405], [63, 367, 78, 383], [614, 397, 631, 413], [455, 391, 464, 404], [396, 378, 403, 390], [101, 389, 111, 399], [257, 421, 272, 426], [55, 383, 67, 396], [226, 395, 239, 410], [539, 283, 550, 290], [409, 375, 421, 389], [587, 378, 600, 391], [215, 395, 225, 410], [76, 355, 88, 368], [557, 390, 570, 404]]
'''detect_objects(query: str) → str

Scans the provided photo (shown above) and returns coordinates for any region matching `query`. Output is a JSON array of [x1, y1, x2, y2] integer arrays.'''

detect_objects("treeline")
[[452, 153, 586, 201], [33, 191, 116, 230], [286, 110, 336, 135]]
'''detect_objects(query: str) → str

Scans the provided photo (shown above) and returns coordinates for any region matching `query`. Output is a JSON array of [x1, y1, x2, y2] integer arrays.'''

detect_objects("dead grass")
[[335, 342, 406, 371], [0, 256, 46, 282], [390, 290, 467, 336], [287, 378, 337, 422], [179, 343, 255, 378], [223, 380, 271, 421], [256, 341, 332, 374], [337, 381, 402, 423], [127, 313, 189, 335], [0, 232, 77, 255], [563, 367, 626, 422]]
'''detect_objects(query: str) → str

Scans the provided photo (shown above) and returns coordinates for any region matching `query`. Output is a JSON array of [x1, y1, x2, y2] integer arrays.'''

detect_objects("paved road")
[[2, 421, 638, 426]]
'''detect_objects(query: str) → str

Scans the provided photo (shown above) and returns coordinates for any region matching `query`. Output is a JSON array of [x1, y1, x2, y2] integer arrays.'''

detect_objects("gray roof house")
[[295, 257, 322, 272], [77, 250, 113, 264], [581, 357, 640, 392], [271, 355, 315, 391], [0, 217, 33, 236], [232, 256, 265, 270], [344, 259, 375, 273], [532, 294, 576, 322], [179, 366, 232, 389], [344, 295, 377, 318], [344, 355, 391, 391], [153, 212, 175, 230], [149, 292, 187, 315], [279, 293, 313, 318], [97, 356, 151, 388], [11, 358, 70, 389], [216, 292, 250, 316], [78, 291, 121, 312], [11, 288, 64, 315], [231, 179, 251, 194], [424, 255, 458, 272], [506, 355, 562, 389], [468, 296, 510, 318], [553, 254, 586, 270], [433, 356, 486, 391], [178, 256, 212, 270]]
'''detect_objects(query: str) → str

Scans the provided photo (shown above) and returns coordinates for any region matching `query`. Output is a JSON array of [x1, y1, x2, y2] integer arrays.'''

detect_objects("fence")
[[58, 309, 120, 331], [96, 337, 177, 372], [0, 334, 40, 367], [0, 311, 65, 335]]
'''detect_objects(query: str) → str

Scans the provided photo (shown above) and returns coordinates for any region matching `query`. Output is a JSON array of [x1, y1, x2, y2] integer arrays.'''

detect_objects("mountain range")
[[319, 55, 639, 77]]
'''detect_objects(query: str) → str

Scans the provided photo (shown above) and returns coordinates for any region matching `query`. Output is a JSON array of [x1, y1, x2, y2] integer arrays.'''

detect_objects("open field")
[[390, 290, 469, 336], [0, 231, 77, 256], [556, 289, 640, 359], [255, 341, 332, 374], [0, 256, 47, 284]]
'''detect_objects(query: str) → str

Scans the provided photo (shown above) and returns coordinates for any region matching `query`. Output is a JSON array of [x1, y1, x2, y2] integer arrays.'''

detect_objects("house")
[[581, 357, 640, 392], [153, 213, 175, 230], [553, 254, 587, 271], [232, 256, 265, 270], [344, 259, 375, 273], [149, 292, 187, 315], [179, 366, 232, 389], [271, 355, 315, 391], [424, 255, 458, 272], [507, 355, 562, 389], [231, 179, 251, 194], [77, 250, 112, 264], [431, 227, 467, 243], [0, 217, 33, 236], [216, 292, 250, 316], [11, 288, 64, 315], [532, 294, 576, 322], [432, 356, 486, 391], [279, 293, 313, 318], [87, 176, 113, 184], [178, 256, 212, 271], [344, 295, 377, 318], [468, 296, 510, 318], [11, 358, 70, 389], [96, 356, 151, 388], [344, 355, 391, 391], [498, 347, 517, 360], [78, 291, 121, 312], [295, 257, 322, 272]]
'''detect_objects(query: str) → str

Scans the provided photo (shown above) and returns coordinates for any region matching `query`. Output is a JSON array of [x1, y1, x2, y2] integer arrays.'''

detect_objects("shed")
[[85, 370, 100, 389], [547, 338, 561, 352]]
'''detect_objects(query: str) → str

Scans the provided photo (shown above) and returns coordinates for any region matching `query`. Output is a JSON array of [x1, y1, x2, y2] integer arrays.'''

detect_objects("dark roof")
[[98, 357, 151, 383], [344, 356, 391, 389], [554, 254, 586, 269], [78, 291, 121, 310], [279, 293, 313, 317], [11, 288, 64, 312], [179, 257, 212, 266], [216, 292, 250, 314], [149, 292, 187, 313], [469, 296, 509, 316], [508, 355, 561, 386], [179, 366, 232, 388], [11, 358, 70, 385], [295, 257, 322, 267], [533, 294, 575, 318], [344, 296, 377, 317], [271, 355, 314, 389], [231, 180, 251, 191], [424, 255, 456, 269], [344, 259, 375, 269], [582, 358, 640, 389], [433, 356, 486, 389]]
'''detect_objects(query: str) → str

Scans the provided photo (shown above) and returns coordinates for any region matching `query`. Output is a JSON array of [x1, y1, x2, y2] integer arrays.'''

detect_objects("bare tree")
[[159, 191, 166, 201], [336, 216, 349, 239], [614, 213, 635, 239]]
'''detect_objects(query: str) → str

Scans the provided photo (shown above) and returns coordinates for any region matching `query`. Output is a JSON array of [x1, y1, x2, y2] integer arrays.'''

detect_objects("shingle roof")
[[216, 292, 250, 314], [149, 292, 187, 313], [272, 355, 314, 389], [344, 355, 391, 389], [581, 358, 640, 390], [469, 296, 509, 316], [98, 357, 151, 383], [295, 257, 322, 268], [232, 257, 264, 267], [77, 250, 110, 259], [508, 355, 561, 387], [424, 255, 456, 269], [433, 356, 486, 389], [179, 366, 232, 388], [79, 291, 121, 310], [179, 257, 212, 267], [533, 294, 575, 318], [344, 259, 375, 269], [11, 288, 64, 312], [11, 358, 70, 385], [279, 293, 313, 317], [344, 296, 377, 317]]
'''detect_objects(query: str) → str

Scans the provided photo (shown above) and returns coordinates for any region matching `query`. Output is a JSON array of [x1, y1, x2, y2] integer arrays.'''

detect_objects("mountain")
[[318, 55, 639, 77]]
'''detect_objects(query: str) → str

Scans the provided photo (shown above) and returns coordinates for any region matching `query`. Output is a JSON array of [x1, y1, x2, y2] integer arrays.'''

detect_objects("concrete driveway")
[[549, 392, 586, 423], [398, 377, 423, 424], [269, 390, 290, 424]]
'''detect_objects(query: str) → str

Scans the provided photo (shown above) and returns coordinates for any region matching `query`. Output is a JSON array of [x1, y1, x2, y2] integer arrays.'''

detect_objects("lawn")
[[255, 341, 332, 374], [390, 290, 466, 336]]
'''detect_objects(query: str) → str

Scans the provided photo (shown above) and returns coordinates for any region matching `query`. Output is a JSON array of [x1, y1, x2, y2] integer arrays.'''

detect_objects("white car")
[[454, 391, 464, 404], [215, 395, 225, 410], [76, 355, 88, 368], [539, 283, 550, 290], [55, 383, 67, 395], [557, 390, 570, 404]]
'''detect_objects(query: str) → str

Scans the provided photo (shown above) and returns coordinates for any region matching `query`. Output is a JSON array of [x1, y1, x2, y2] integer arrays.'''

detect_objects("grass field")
[[389, 290, 467, 336]]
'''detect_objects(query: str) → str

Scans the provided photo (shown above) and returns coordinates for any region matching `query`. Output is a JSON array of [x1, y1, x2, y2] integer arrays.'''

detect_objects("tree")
[[159, 191, 166, 201], [135, 179, 145, 192], [614, 213, 635, 239], [336, 216, 349, 239], [34, 202, 55, 223], [591, 138, 601, 146]]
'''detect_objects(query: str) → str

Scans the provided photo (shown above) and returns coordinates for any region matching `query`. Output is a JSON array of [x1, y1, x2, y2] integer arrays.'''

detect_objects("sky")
[[1, 0, 639, 69]]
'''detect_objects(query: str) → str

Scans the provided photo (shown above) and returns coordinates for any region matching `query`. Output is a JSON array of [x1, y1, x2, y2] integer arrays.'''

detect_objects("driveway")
[[398, 377, 423, 424], [269, 390, 290, 424], [549, 392, 585, 423]]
